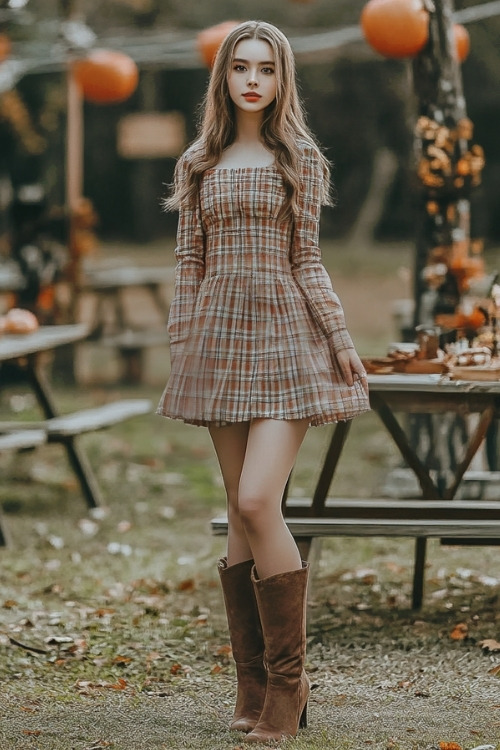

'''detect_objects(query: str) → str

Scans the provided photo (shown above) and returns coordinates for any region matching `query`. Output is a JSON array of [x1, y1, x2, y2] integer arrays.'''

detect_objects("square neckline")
[[206, 163, 277, 173]]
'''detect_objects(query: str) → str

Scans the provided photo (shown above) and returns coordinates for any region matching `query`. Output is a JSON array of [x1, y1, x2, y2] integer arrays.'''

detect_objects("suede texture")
[[218, 558, 267, 733], [244, 562, 310, 743]]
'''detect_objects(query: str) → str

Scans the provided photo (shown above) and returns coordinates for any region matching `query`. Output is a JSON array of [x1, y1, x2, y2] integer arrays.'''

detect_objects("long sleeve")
[[291, 145, 354, 356], [167, 157, 206, 345]]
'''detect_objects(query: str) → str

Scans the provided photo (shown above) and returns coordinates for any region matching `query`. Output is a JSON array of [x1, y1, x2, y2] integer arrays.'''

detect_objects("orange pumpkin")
[[360, 0, 429, 58], [453, 23, 470, 62], [0, 33, 11, 63], [72, 50, 139, 104], [197, 21, 240, 69]]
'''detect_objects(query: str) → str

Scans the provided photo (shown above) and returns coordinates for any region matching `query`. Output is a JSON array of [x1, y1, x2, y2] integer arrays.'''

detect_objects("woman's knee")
[[238, 491, 274, 531]]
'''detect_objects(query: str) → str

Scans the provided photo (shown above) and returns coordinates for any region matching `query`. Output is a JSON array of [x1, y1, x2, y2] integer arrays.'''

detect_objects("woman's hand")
[[336, 347, 367, 388]]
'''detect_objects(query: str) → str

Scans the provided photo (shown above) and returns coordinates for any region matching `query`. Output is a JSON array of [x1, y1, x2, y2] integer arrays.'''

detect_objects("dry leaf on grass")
[[75, 678, 129, 694], [450, 622, 468, 640], [439, 742, 462, 750], [479, 638, 500, 652]]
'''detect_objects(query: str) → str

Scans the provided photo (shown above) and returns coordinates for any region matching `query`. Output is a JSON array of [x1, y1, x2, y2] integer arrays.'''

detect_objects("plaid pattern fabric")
[[157, 143, 370, 426]]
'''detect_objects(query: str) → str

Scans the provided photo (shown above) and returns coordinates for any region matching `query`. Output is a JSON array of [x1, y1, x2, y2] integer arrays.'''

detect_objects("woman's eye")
[[262, 67, 275, 75], [234, 64, 246, 72]]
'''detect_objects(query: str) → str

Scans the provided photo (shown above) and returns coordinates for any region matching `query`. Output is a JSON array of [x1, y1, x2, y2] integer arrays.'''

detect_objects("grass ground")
[[0, 241, 499, 749]]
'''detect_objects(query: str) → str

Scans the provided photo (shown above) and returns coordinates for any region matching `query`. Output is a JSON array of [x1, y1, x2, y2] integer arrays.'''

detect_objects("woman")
[[158, 20, 370, 743]]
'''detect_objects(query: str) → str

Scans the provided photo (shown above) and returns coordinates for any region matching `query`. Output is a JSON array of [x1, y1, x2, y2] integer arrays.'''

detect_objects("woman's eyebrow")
[[232, 57, 275, 65]]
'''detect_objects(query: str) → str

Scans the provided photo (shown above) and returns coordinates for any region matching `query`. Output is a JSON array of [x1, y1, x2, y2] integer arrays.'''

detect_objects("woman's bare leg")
[[209, 421, 252, 566], [238, 418, 309, 579]]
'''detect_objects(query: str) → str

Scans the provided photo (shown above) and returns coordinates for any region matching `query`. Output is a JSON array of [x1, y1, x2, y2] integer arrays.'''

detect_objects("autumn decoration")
[[415, 116, 484, 199], [0, 90, 46, 154], [360, 0, 429, 58], [72, 49, 139, 104], [415, 115, 490, 335], [196, 21, 240, 69]]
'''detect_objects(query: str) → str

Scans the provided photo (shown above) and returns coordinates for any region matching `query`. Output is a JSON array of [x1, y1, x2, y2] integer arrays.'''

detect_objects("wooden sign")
[[117, 112, 186, 159]]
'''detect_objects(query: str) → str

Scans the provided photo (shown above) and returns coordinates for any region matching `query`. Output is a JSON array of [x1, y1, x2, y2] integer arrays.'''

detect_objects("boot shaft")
[[218, 558, 264, 663], [251, 562, 308, 677]]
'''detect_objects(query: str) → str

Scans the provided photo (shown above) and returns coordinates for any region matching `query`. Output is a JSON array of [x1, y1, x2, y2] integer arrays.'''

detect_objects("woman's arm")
[[167, 157, 205, 345], [290, 145, 354, 356]]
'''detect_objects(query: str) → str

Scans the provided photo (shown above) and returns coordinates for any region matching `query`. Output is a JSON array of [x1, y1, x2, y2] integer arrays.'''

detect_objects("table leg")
[[26, 360, 102, 508], [55, 435, 102, 508], [310, 420, 352, 516], [370, 393, 440, 499], [444, 405, 495, 500], [412, 537, 427, 610], [0, 510, 9, 547]]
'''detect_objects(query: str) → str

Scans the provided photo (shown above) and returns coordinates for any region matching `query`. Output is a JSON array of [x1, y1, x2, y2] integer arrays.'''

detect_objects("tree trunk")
[[411, 0, 469, 328]]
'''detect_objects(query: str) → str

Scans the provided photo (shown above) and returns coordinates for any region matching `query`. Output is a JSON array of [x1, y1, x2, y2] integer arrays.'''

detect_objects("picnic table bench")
[[0, 325, 153, 546], [211, 374, 500, 609]]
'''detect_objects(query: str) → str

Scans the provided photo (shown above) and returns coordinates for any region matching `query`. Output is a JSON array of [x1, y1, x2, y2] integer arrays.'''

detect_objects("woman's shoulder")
[[296, 139, 322, 163], [178, 142, 205, 169]]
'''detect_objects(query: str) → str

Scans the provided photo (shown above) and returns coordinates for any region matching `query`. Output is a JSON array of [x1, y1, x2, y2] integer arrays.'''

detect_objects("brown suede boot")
[[218, 558, 267, 732], [244, 562, 310, 744]]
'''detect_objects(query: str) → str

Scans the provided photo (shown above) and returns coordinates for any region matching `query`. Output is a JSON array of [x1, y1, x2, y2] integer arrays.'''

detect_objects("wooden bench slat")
[[0, 399, 152, 439], [0, 429, 46, 452], [211, 516, 500, 539], [46, 399, 152, 436], [284, 497, 500, 520]]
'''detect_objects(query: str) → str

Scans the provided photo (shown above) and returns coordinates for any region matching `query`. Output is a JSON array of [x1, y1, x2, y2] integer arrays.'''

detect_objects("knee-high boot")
[[244, 561, 310, 744], [218, 558, 267, 732]]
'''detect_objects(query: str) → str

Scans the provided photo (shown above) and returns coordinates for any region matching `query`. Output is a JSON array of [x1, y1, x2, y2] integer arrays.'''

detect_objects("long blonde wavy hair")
[[164, 20, 332, 219]]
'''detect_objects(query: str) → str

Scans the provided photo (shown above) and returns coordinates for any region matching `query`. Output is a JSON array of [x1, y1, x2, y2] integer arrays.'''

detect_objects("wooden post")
[[65, 70, 83, 291]]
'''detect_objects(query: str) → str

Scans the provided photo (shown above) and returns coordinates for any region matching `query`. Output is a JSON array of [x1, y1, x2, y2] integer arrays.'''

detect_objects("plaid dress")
[[157, 143, 370, 426]]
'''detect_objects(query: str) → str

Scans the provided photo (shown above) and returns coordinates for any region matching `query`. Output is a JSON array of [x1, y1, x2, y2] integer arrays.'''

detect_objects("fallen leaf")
[[479, 639, 500, 652], [113, 655, 132, 665], [22, 730, 42, 736], [177, 578, 195, 592], [45, 636, 74, 646], [74, 678, 128, 693], [439, 743, 462, 750], [93, 608, 116, 617], [488, 664, 500, 676], [450, 623, 468, 640]]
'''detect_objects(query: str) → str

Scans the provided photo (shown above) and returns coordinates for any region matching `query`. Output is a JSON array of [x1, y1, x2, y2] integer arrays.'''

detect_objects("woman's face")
[[227, 38, 277, 115]]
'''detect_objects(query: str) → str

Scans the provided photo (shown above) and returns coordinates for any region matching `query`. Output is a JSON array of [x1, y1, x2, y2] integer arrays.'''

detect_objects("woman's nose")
[[247, 71, 258, 86]]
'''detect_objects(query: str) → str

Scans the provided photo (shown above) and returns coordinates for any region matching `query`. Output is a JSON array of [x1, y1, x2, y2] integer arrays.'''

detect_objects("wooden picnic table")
[[212, 373, 500, 609], [80, 264, 174, 382], [0, 324, 152, 545], [0, 261, 174, 383]]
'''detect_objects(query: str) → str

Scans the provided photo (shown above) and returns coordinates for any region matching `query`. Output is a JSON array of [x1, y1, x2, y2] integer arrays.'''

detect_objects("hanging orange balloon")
[[72, 49, 139, 104], [360, 0, 429, 58], [453, 23, 470, 62], [197, 21, 240, 69]]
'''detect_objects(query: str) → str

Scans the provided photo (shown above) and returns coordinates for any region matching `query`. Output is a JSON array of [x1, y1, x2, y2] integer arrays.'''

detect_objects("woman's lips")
[[243, 93, 261, 101]]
